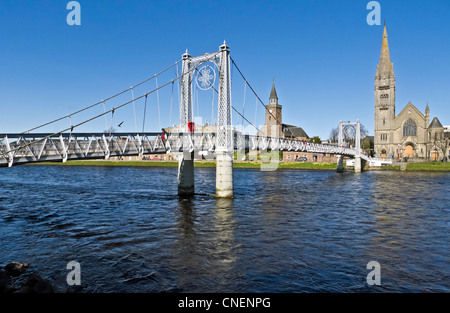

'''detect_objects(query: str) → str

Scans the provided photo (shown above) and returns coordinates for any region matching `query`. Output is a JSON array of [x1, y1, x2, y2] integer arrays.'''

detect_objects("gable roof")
[[269, 82, 278, 100], [395, 101, 425, 121], [282, 124, 309, 139], [429, 116, 443, 128]]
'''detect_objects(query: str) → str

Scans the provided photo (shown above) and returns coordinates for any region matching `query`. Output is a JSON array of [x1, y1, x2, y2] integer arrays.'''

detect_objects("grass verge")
[[28, 160, 341, 170], [406, 162, 450, 171]]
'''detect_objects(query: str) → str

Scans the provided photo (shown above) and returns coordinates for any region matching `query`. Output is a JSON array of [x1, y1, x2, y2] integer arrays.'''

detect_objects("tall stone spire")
[[380, 24, 390, 64], [425, 102, 430, 127], [377, 23, 394, 77]]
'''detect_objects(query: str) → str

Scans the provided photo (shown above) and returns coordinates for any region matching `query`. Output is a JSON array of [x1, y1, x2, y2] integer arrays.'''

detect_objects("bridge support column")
[[178, 151, 195, 196], [354, 156, 362, 173], [337, 155, 344, 173], [215, 41, 233, 198], [216, 151, 233, 198]]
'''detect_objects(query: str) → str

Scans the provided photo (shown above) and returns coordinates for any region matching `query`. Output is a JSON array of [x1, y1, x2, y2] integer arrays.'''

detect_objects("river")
[[0, 165, 448, 292]]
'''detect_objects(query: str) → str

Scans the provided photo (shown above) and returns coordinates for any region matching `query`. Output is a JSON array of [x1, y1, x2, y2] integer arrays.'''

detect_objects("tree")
[[329, 127, 339, 143], [328, 123, 369, 146], [435, 135, 449, 161], [310, 136, 322, 144]]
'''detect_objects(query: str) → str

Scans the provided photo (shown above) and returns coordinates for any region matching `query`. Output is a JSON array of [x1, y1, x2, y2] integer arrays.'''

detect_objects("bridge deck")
[[0, 132, 369, 167]]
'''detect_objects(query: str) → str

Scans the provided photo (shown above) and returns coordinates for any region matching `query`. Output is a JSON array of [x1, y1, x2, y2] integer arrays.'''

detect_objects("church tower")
[[374, 24, 396, 156], [264, 81, 283, 138]]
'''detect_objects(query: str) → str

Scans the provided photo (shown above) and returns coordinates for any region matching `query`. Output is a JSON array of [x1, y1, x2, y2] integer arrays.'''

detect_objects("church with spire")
[[258, 81, 309, 140], [374, 24, 447, 161]]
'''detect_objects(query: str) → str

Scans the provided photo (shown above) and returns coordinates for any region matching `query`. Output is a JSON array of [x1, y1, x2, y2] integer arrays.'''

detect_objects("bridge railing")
[[0, 131, 370, 167]]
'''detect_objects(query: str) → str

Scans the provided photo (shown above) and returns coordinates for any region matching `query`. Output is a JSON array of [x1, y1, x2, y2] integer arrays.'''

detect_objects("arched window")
[[403, 119, 417, 136]]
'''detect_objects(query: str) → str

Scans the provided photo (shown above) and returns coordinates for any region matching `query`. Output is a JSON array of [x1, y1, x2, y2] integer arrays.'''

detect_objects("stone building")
[[256, 82, 337, 163], [257, 82, 284, 138], [445, 126, 450, 160], [374, 24, 447, 161], [257, 82, 309, 141]]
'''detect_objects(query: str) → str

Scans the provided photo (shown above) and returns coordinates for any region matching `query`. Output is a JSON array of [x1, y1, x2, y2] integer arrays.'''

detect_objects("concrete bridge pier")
[[337, 155, 344, 173], [216, 151, 233, 198], [354, 156, 362, 173], [178, 151, 195, 196]]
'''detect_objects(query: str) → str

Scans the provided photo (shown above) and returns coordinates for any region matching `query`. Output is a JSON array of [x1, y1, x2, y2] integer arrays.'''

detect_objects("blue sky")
[[0, 0, 449, 139]]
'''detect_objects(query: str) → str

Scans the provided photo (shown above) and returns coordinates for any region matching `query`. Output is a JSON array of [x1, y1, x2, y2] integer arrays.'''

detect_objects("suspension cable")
[[193, 66, 263, 135], [230, 56, 295, 138], [21, 59, 182, 134], [2, 58, 210, 157]]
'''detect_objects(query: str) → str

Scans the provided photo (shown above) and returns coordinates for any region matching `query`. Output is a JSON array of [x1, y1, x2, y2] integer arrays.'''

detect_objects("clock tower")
[[374, 23, 396, 156], [265, 81, 283, 138]]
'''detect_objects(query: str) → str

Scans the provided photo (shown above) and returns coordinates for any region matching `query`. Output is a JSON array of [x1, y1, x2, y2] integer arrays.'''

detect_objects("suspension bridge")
[[0, 42, 370, 197]]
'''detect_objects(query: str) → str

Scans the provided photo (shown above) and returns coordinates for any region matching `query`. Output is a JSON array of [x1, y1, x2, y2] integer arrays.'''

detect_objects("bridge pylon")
[[215, 41, 233, 198], [177, 50, 195, 196], [338, 120, 364, 173], [176, 42, 234, 198]]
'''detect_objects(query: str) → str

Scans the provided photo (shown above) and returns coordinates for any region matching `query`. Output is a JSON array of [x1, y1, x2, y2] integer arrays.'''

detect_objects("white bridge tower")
[[177, 42, 233, 198]]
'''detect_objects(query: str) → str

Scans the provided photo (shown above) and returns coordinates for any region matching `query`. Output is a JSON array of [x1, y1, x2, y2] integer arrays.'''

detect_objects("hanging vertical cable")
[[192, 80, 196, 121], [254, 96, 258, 131], [142, 94, 148, 133], [211, 87, 215, 125], [131, 87, 138, 133], [109, 108, 115, 138], [169, 81, 174, 128], [155, 76, 161, 130], [102, 100, 108, 133], [196, 84, 200, 123], [68, 114, 73, 135], [241, 80, 247, 129], [176, 63, 181, 128]]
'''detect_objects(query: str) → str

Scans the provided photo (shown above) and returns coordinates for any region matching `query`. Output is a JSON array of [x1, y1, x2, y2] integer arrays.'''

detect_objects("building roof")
[[269, 82, 278, 100], [282, 124, 309, 139], [429, 116, 443, 128]]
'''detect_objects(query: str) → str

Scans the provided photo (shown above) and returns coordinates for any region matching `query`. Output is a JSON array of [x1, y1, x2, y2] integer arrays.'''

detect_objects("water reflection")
[[212, 198, 239, 288], [214, 198, 236, 265]]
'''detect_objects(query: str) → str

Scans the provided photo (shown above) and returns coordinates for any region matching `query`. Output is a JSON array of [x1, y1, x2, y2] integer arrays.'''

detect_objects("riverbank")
[[26, 160, 450, 171], [28, 160, 341, 170], [368, 162, 450, 171]]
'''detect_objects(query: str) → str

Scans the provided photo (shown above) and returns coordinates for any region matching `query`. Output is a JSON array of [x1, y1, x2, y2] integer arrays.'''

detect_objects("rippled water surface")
[[0, 165, 449, 292]]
